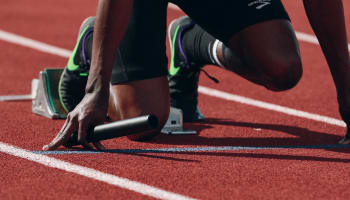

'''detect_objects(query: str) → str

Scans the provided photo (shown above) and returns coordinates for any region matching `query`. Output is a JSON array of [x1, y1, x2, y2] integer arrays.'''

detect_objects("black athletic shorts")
[[111, 0, 290, 84]]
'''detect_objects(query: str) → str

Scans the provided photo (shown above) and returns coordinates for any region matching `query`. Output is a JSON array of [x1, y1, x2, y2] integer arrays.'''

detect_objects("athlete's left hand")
[[338, 105, 350, 144], [42, 91, 108, 151]]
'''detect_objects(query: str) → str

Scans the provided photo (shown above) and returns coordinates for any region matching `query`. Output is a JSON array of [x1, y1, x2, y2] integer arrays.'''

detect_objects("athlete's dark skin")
[[304, 0, 350, 144], [43, 0, 350, 150], [214, 0, 350, 143], [43, 0, 134, 150]]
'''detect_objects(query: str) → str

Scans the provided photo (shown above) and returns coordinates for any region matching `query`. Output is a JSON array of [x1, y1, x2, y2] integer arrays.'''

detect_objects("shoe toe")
[[183, 106, 206, 122]]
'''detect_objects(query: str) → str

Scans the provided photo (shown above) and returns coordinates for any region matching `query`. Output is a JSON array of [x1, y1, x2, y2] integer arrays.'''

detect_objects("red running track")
[[1, 0, 350, 199]]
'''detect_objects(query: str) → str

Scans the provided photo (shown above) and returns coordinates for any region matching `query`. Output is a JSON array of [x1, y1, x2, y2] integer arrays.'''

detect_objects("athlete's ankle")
[[181, 24, 218, 66]]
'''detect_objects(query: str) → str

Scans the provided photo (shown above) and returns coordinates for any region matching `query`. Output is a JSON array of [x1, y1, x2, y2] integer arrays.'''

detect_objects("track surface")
[[1, 1, 350, 199]]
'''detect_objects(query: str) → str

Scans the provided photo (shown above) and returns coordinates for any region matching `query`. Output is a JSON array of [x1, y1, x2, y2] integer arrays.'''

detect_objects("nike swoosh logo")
[[256, 2, 271, 9], [169, 63, 181, 76]]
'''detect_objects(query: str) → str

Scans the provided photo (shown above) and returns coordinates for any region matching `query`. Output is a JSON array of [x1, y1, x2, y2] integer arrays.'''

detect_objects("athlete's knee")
[[267, 57, 302, 91], [153, 105, 170, 131], [127, 105, 170, 142], [109, 77, 170, 141]]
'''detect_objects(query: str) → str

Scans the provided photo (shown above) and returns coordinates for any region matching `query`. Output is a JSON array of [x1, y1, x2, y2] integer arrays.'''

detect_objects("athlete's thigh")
[[108, 76, 170, 141], [173, 0, 300, 80], [172, 0, 291, 45], [111, 0, 169, 84], [229, 19, 300, 75], [109, 76, 170, 131]]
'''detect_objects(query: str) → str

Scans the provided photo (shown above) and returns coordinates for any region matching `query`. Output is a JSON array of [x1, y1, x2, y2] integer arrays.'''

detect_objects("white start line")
[[0, 142, 197, 200]]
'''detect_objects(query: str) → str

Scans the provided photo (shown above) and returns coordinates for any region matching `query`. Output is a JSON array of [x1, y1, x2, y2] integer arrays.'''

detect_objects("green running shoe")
[[168, 16, 206, 122], [59, 16, 95, 112]]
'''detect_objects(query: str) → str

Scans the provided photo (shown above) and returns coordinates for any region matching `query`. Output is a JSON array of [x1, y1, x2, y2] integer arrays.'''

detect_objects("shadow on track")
[[36, 118, 350, 163], [150, 118, 350, 155]]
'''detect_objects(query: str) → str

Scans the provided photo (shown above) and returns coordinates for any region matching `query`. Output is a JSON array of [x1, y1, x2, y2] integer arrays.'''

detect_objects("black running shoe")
[[168, 16, 206, 122], [59, 17, 95, 112]]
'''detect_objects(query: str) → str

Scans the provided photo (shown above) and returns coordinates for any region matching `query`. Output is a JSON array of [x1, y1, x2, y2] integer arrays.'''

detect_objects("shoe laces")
[[200, 69, 219, 83]]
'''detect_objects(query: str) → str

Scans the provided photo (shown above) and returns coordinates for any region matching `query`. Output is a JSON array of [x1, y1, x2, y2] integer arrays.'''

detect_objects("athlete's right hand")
[[338, 105, 350, 144], [42, 91, 109, 151]]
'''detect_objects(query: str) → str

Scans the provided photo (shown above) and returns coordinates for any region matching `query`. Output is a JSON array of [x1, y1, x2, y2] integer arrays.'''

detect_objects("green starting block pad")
[[32, 68, 67, 119], [32, 68, 196, 134]]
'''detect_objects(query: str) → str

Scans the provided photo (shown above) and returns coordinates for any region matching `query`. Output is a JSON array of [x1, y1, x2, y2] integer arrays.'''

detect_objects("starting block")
[[161, 107, 197, 135], [32, 68, 196, 135], [32, 68, 67, 119]]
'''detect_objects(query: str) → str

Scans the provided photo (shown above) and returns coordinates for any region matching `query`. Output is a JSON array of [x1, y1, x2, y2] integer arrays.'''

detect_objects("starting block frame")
[[161, 107, 197, 135], [32, 69, 67, 119], [32, 68, 197, 135]]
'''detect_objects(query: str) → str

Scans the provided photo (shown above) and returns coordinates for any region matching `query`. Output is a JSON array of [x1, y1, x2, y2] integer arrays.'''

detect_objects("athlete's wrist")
[[85, 73, 110, 97]]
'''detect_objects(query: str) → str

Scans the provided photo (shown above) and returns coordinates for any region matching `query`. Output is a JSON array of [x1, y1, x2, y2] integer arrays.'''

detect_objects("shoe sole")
[[168, 18, 178, 75], [58, 16, 95, 112], [167, 17, 206, 122], [167, 18, 177, 55]]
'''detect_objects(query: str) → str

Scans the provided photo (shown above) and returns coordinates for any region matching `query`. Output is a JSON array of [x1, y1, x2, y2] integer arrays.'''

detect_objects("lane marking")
[[0, 142, 198, 200], [0, 30, 71, 58], [0, 94, 32, 101], [198, 86, 346, 127], [0, 6, 349, 59], [31, 144, 350, 155], [0, 79, 38, 101]]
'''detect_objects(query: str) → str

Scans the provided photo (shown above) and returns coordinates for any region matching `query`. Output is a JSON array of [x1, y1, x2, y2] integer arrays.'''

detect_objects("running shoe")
[[168, 16, 206, 122], [59, 16, 95, 112]]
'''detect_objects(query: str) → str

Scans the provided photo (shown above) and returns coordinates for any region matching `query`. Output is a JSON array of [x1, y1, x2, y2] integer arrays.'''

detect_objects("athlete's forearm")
[[86, 0, 133, 95], [303, 0, 350, 95]]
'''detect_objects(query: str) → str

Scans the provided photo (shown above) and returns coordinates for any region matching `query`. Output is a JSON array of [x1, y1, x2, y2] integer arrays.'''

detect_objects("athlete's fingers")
[[48, 116, 71, 144], [77, 119, 94, 150], [93, 141, 106, 151], [43, 118, 77, 151]]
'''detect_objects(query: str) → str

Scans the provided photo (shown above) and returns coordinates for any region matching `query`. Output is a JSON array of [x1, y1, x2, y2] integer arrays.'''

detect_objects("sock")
[[181, 24, 224, 67]]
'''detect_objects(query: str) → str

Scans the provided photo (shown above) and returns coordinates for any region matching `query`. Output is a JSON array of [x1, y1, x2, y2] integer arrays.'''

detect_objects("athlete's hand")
[[42, 91, 108, 151], [338, 127, 350, 145]]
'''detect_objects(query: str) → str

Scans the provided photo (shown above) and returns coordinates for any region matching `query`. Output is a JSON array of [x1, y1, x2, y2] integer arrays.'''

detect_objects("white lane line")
[[198, 86, 346, 127], [0, 142, 198, 200], [0, 79, 38, 101], [296, 31, 350, 51], [32, 144, 350, 155], [0, 30, 72, 57], [0, 95, 32, 101]]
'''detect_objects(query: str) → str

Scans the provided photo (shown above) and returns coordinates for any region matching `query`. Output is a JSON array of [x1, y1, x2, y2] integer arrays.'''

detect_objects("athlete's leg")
[[170, 0, 302, 121], [108, 0, 170, 141], [176, 0, 302, 91], [108, 77, 170, 141], [219, 20, 302, 91], [60, 0, 170, 141]]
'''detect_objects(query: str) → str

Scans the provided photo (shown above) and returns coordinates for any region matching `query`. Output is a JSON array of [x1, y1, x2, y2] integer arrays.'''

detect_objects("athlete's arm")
[[43, 0, 133, 150], [302, 0, 350, 143], [88, 0, 133, 98]]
